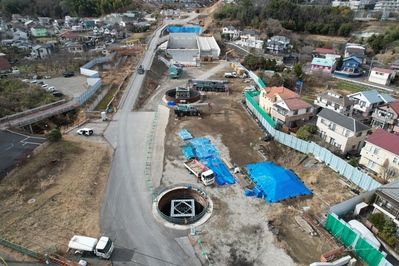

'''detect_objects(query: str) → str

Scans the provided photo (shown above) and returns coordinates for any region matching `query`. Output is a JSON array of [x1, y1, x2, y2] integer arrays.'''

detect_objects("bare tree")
[[382, 161, 398, 184]]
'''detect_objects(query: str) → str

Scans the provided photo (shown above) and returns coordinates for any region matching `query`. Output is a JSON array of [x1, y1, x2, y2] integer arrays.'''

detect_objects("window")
[[342, 128, 350, 137], [371, 146, 379, 155], [329, 123, 336, 131], [320, 131, 327, 140], [367, 160, 376, 169], [394, 157, 399, 164], [293, 110, 298, 115], [329, 138, 335, 145]]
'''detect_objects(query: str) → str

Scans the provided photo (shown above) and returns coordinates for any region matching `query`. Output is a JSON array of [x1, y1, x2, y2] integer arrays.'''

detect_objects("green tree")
[[368, 212, 385, 231], [296, 127, 310, 140], [48, 129, 62, 142], [293, 63, 303, 79]]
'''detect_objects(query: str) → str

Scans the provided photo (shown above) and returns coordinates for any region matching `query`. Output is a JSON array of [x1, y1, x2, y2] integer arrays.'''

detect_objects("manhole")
[[153, 184, 213, 229], [28, 198, 36, 204]]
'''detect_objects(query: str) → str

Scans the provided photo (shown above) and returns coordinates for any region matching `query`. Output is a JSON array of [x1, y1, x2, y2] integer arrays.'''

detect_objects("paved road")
[[101, 15, 202, 266]]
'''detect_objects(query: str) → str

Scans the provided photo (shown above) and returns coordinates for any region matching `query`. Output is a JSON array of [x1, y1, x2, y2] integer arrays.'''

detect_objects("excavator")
[[225, 49, 235, 60], [158, 55, 183, 79], [174, 103, 213, 117]]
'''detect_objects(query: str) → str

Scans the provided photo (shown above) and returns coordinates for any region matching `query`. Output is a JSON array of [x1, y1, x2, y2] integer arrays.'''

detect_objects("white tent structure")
[[348, 220, 380, 250]]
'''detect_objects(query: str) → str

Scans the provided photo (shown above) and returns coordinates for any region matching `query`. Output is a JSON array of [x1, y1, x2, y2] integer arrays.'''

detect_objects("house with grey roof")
[[373, 179, 399, 228], [31, 44, 52, 59], [314, 90, 354, 116], [66, 42, 84, 53], [371, 101, 399, 134], [316, 108, 370, 154], [348, 89, 396, 118]]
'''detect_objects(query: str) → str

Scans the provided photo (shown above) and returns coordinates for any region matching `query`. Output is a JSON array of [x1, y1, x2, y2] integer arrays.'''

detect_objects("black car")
[[52, 92, 64, 97], [63, 71, 74, 77]]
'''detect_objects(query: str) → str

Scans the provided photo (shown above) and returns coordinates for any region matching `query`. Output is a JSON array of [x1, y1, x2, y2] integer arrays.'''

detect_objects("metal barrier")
[[0, 237, 42, 259]]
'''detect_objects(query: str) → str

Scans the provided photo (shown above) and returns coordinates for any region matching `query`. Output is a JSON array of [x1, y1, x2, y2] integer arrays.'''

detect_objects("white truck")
[[67, 235, 114, 259], [183, 159, 215, 186], [224, 72, 237, 78]]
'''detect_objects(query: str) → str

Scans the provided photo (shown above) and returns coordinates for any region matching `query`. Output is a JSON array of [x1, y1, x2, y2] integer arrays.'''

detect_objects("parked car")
[[77, 128, 94, 136], [21, 79, 29, 83], [52, 92, 64, 97], [44, 75, 51, 79], [42, 84, 49, 88], [33, 75, 42, 79], [36, 81, 44, 85], [46, 86, 56, 92], [63, 71, 74, 77]]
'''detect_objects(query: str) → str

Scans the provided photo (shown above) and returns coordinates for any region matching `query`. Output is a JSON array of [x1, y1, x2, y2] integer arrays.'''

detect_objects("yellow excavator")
[[225, 49, 235, 60]]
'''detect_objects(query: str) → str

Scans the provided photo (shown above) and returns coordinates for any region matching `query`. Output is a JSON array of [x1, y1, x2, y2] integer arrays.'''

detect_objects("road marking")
[[5, 143, 14, 150]]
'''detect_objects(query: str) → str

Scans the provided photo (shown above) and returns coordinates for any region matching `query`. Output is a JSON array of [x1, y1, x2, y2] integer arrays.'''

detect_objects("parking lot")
[[30, 75, 88, 99]]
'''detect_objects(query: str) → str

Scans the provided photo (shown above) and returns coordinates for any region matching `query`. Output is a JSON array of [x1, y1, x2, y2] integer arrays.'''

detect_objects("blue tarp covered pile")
[[178, 129, 193, 140], [180, 137, 236, 185], [245, 162, 311, 202]]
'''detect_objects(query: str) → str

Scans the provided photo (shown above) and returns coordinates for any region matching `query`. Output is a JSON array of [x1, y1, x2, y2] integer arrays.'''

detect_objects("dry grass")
[[0, 135, 112, 260]]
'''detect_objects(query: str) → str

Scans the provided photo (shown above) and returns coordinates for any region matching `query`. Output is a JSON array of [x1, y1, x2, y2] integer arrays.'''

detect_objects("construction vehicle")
[[67, 235, 114, 259], [225, 49, 234, 60], [125, 38, 141, 46], [183, 158, 215, 186], [174, 105, 202, 117], [188, 79, 228, 92], [174, 103, 213, 117], [137, 65, 145, 74], [158, 55, 183, 79]]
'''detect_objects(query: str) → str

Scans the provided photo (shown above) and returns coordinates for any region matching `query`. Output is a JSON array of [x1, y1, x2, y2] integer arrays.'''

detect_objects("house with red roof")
[[371, 102, 399, 134], [59, 31, 80, 43], [258, 86, 299, 115], [0, 57, 12, 73], [369, 67, 396, 86], [360, 129, 399, 179], [271, 97, 314, 129], [312, 47, 336, 58]]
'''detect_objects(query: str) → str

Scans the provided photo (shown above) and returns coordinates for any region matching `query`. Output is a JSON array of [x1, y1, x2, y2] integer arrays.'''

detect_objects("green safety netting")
[[325, 214, 384, 266]]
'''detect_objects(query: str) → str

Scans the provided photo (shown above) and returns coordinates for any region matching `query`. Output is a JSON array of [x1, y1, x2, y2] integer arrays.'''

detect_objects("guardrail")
[[0, 99, 66, 123]]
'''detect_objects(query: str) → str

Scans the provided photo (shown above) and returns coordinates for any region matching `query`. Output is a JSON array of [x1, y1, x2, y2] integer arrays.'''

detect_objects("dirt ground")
[[158, 63, 357, 265]]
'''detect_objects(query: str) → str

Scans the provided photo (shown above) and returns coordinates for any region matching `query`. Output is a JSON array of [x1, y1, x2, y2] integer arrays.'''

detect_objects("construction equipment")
[[137, 65, 145, 74], [174, 103, 213, 117], [225, 49, 234, 60], [158, 55, 183, 79], [188, 79, 228, 92], [125, 38, 141, 45]]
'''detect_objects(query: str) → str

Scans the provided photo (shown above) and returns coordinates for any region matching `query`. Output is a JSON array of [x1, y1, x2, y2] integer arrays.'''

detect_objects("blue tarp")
[[181, 144, 195, 160], [167, 100, 176, 106], [180, 137, 235, 186], [203, 157, 235, 185], [188, 138, 219, 160], [245, 162, 311, 202], [168, 26, 201, 34], [178, 129, 193, 140]]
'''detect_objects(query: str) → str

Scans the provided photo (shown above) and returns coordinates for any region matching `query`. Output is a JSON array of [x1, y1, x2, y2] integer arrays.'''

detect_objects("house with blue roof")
[[311, 57, 337, 73], [334, 57, 363, 78], [348, 89, 397, 118]]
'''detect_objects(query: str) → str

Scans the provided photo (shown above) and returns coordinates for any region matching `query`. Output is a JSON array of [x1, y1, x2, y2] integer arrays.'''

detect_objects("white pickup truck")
[[184, 159, 215, 186], [67, 235, 114, 259]]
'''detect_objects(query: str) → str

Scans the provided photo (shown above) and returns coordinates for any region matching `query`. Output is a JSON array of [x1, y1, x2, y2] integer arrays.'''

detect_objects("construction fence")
[[325, 213, 392, 266], [244, 91, 382, 192], [0, 237, 42, 259]]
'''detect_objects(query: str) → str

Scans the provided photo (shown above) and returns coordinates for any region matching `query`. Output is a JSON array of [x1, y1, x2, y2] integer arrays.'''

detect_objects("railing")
[[0, 237, 42, 259], [0, 100, 66, 123]]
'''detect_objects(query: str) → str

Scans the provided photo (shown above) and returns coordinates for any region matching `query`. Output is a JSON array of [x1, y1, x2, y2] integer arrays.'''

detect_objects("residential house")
[[240, 29, 260, 42], [314, 90, 353, 116], [0, 57, 12, 73], [313, 47, 336, 58], [359, 129, 399, 179], [390, 60, 399, 73], [30, 24, 47, 37], [317, 108, 370, 154], [348, 89, 396, 117], [222, 26, 241, 40], [369, 67, 396, 86], [66, 42, 84, 53], [38, 17, 51, 25], [31, 44, 52, 59], [258, 86, 299, 115], [110, 29, 125, 39], [344, 43, 366, 58], [374, 0, 399, 12], [266, 36, 290, 54], [271, 97, 314, 129], [334, 57, 363, 77], [311, 58, 337, 73], [373, 179, 399, 228], [59, 31, 80, 43], [371, 101, 399, 134], [82, 19, 95, 29]]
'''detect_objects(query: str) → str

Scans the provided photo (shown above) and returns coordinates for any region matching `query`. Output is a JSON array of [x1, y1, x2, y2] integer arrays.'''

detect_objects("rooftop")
[[318, 108, 370, 132], [366, 128, 399, 156]]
